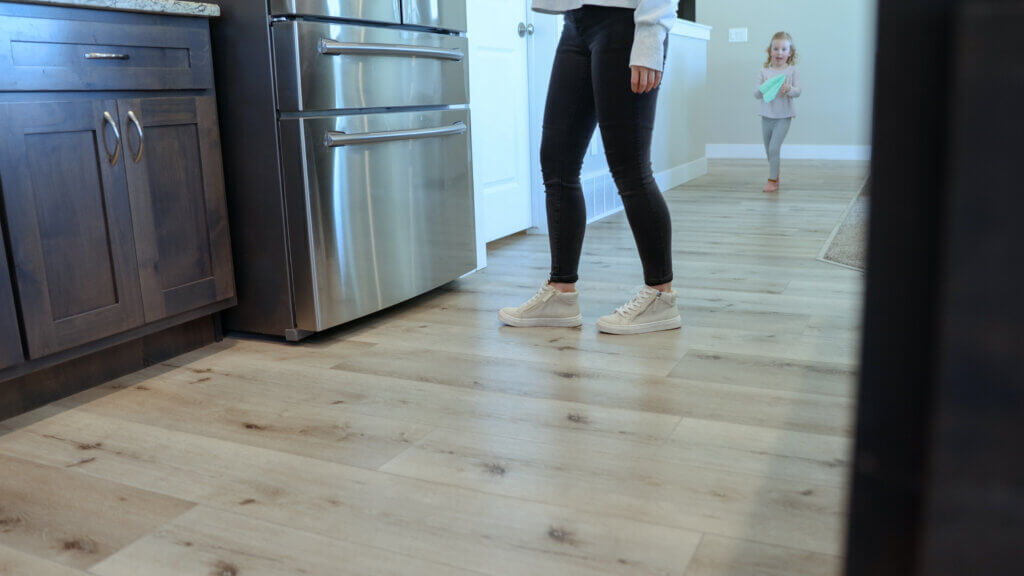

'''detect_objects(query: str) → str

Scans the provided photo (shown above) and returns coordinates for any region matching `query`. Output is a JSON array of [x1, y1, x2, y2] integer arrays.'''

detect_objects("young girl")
[[498, 0, 682, 335], [756, 31, 801, 193]]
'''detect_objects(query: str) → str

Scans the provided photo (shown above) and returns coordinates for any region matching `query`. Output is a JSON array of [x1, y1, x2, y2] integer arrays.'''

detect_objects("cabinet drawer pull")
[[85, 52, 130, 60], [101, 111, 121, 166], [126, 110, 144, 163]]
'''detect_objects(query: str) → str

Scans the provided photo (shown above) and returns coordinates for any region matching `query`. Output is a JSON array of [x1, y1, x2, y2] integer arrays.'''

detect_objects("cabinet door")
[[0, 99, 145, 358], [0, 224, 23, 370], [119, 96, 234, 322]]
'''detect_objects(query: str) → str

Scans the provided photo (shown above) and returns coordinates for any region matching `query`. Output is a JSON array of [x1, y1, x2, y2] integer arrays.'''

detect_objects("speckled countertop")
[[5, 0, 220, 17]]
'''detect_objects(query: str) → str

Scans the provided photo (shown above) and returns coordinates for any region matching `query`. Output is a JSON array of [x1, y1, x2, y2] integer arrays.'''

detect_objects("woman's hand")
[[631, 65, 663, 94]]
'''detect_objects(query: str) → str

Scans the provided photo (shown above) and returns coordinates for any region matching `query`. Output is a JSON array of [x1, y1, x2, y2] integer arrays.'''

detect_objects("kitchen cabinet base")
[[0, 302, 231, 422]]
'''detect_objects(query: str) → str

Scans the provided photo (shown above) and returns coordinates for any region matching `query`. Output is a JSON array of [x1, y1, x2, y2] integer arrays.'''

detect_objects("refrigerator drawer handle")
[[324, 122, 467, 148], [318, 39, 464, 62]]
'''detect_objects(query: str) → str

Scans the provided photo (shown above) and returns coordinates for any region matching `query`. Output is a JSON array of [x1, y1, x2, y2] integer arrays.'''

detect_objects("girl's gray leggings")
[[761, 117, 792, 180]]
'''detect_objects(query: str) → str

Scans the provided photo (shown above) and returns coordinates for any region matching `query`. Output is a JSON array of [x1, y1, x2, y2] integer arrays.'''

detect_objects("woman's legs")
[[541, 13, 598, 289], [502, 7, 679, 332], [586, 8, 674, 287]]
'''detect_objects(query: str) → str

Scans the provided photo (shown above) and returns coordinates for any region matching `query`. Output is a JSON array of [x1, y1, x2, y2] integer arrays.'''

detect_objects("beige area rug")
[[819, 179, 870, 271]]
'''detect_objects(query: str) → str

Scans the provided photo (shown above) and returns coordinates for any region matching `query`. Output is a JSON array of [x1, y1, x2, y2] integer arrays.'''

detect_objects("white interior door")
[[468, 0, 533, 244]]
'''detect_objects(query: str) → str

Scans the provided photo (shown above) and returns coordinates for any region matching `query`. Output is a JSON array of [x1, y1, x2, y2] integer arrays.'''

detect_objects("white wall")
[[652, 23, 710, 190], [698, 0, 877, 159]]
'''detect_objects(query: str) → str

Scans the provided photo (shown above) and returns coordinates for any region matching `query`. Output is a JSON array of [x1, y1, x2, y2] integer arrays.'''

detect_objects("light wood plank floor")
[[0, 160, 867, 575]]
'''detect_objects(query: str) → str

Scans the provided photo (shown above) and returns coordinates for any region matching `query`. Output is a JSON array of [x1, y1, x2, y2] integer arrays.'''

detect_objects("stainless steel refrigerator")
[[211, 0, 476, 340]]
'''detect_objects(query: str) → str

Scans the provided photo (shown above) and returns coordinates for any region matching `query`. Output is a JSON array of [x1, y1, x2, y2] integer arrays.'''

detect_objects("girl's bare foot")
[[763, 180, 780, 193]]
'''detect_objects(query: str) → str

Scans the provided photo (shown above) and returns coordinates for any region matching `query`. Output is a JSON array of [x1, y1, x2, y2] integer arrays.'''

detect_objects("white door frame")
[[526, 9, 562, 236]]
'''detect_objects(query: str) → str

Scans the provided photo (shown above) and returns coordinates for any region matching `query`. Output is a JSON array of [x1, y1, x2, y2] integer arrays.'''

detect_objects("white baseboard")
[[655, 156, 708, 191], [706, 144, 872, 161]]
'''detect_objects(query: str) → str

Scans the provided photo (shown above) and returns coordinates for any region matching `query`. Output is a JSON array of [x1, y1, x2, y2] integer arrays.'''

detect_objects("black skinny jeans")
[[542, 6, 673, 286]]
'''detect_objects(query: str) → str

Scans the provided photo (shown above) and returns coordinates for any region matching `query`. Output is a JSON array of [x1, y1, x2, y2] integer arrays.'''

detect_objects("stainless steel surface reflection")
[[270, 0, 402, 23], [284, 109, 476, 332], [402, 0, 467, 32], [273, 20, 469, 112]]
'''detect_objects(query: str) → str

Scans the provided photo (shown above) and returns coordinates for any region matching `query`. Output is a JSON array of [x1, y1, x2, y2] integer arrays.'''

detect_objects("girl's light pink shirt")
[[756, 66, 801, 118]]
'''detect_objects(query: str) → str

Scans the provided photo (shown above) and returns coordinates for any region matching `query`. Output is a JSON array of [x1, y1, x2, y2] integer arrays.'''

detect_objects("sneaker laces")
[[615, 286, 659, 318], [522, 284, 556, 309]]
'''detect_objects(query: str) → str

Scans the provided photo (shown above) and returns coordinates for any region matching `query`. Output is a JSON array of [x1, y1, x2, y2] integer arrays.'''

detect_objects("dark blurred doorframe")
[[847, 1, 1024, 575]]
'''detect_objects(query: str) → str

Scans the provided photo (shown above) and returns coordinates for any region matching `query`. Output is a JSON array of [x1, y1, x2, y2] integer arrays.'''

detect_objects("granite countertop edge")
[[5, 0, 221, 17]]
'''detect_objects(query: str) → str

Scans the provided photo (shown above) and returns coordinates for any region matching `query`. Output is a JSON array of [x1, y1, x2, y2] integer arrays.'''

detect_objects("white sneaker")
[[498, 283, 583, 328], [596, 286, 682, 335]]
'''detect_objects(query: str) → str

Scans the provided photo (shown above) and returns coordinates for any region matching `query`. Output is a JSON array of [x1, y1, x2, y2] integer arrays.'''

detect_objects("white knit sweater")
[[532, 0, 678, 71]]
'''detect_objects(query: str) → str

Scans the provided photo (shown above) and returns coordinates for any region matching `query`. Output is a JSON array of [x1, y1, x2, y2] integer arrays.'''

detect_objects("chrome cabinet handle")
[[324, 122, 467, 148], [318, 39, 464, 62], [126, 110, 144, 163], [101, 111, 121, 166], [86, 52, 130, 60]]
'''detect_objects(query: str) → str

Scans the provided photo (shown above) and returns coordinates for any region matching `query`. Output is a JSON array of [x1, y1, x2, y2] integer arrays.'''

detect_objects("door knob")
[[518, 22, 534, 37]]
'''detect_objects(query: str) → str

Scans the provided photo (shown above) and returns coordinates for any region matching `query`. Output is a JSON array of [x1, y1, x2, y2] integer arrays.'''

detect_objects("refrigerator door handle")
[[324, 121, 467, 147], [318, 38, 464, 61]]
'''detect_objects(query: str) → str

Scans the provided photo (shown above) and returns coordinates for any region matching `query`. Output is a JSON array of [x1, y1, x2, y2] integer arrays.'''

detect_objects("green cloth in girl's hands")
[[759, 74, 787, 103]]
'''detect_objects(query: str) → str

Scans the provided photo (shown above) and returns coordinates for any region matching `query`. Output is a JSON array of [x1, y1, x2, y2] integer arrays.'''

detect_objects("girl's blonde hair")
[[764, 32, 798, 68]]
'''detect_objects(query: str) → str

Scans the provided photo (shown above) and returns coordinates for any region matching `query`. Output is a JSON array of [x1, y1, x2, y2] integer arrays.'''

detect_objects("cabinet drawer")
[[0, 10, 213, 91]]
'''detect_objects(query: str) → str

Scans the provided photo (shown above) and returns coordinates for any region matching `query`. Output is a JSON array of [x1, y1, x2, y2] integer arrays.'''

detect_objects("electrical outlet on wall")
[[728, 27, 748, 43]]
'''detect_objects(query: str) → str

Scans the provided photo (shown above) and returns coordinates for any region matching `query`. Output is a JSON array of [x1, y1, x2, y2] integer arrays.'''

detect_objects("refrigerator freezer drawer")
[[269, 0, 401, 24], [273, 20, 469, 112], [402, 0, 467, 32], [281, 109, 477, 332]]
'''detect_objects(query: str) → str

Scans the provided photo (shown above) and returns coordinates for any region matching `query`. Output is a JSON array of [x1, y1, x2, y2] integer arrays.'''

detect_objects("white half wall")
[[706, 144, 871, 161]]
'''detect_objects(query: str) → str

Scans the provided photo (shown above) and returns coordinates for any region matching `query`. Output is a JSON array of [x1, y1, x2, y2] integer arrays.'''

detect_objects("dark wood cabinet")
[[0, 3, 235, 402], [0, 99, 146, 358], [0, 223, 22, 371], [119, 96, 234, 322]]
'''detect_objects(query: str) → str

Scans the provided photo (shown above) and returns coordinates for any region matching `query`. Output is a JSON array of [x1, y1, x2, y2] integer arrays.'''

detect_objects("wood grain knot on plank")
[[567, 412, 589, 424], [547, 527, 579, 546], [61, 537, 98, 554], [483, 463, 507, 476], [0, 512, 25, 532], [212, 560, 239, 576], [67, 457, 96, 468]]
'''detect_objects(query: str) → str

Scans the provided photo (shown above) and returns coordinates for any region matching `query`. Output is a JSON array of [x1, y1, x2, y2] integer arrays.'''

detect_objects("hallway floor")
[[0, 160, 867, 575]]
